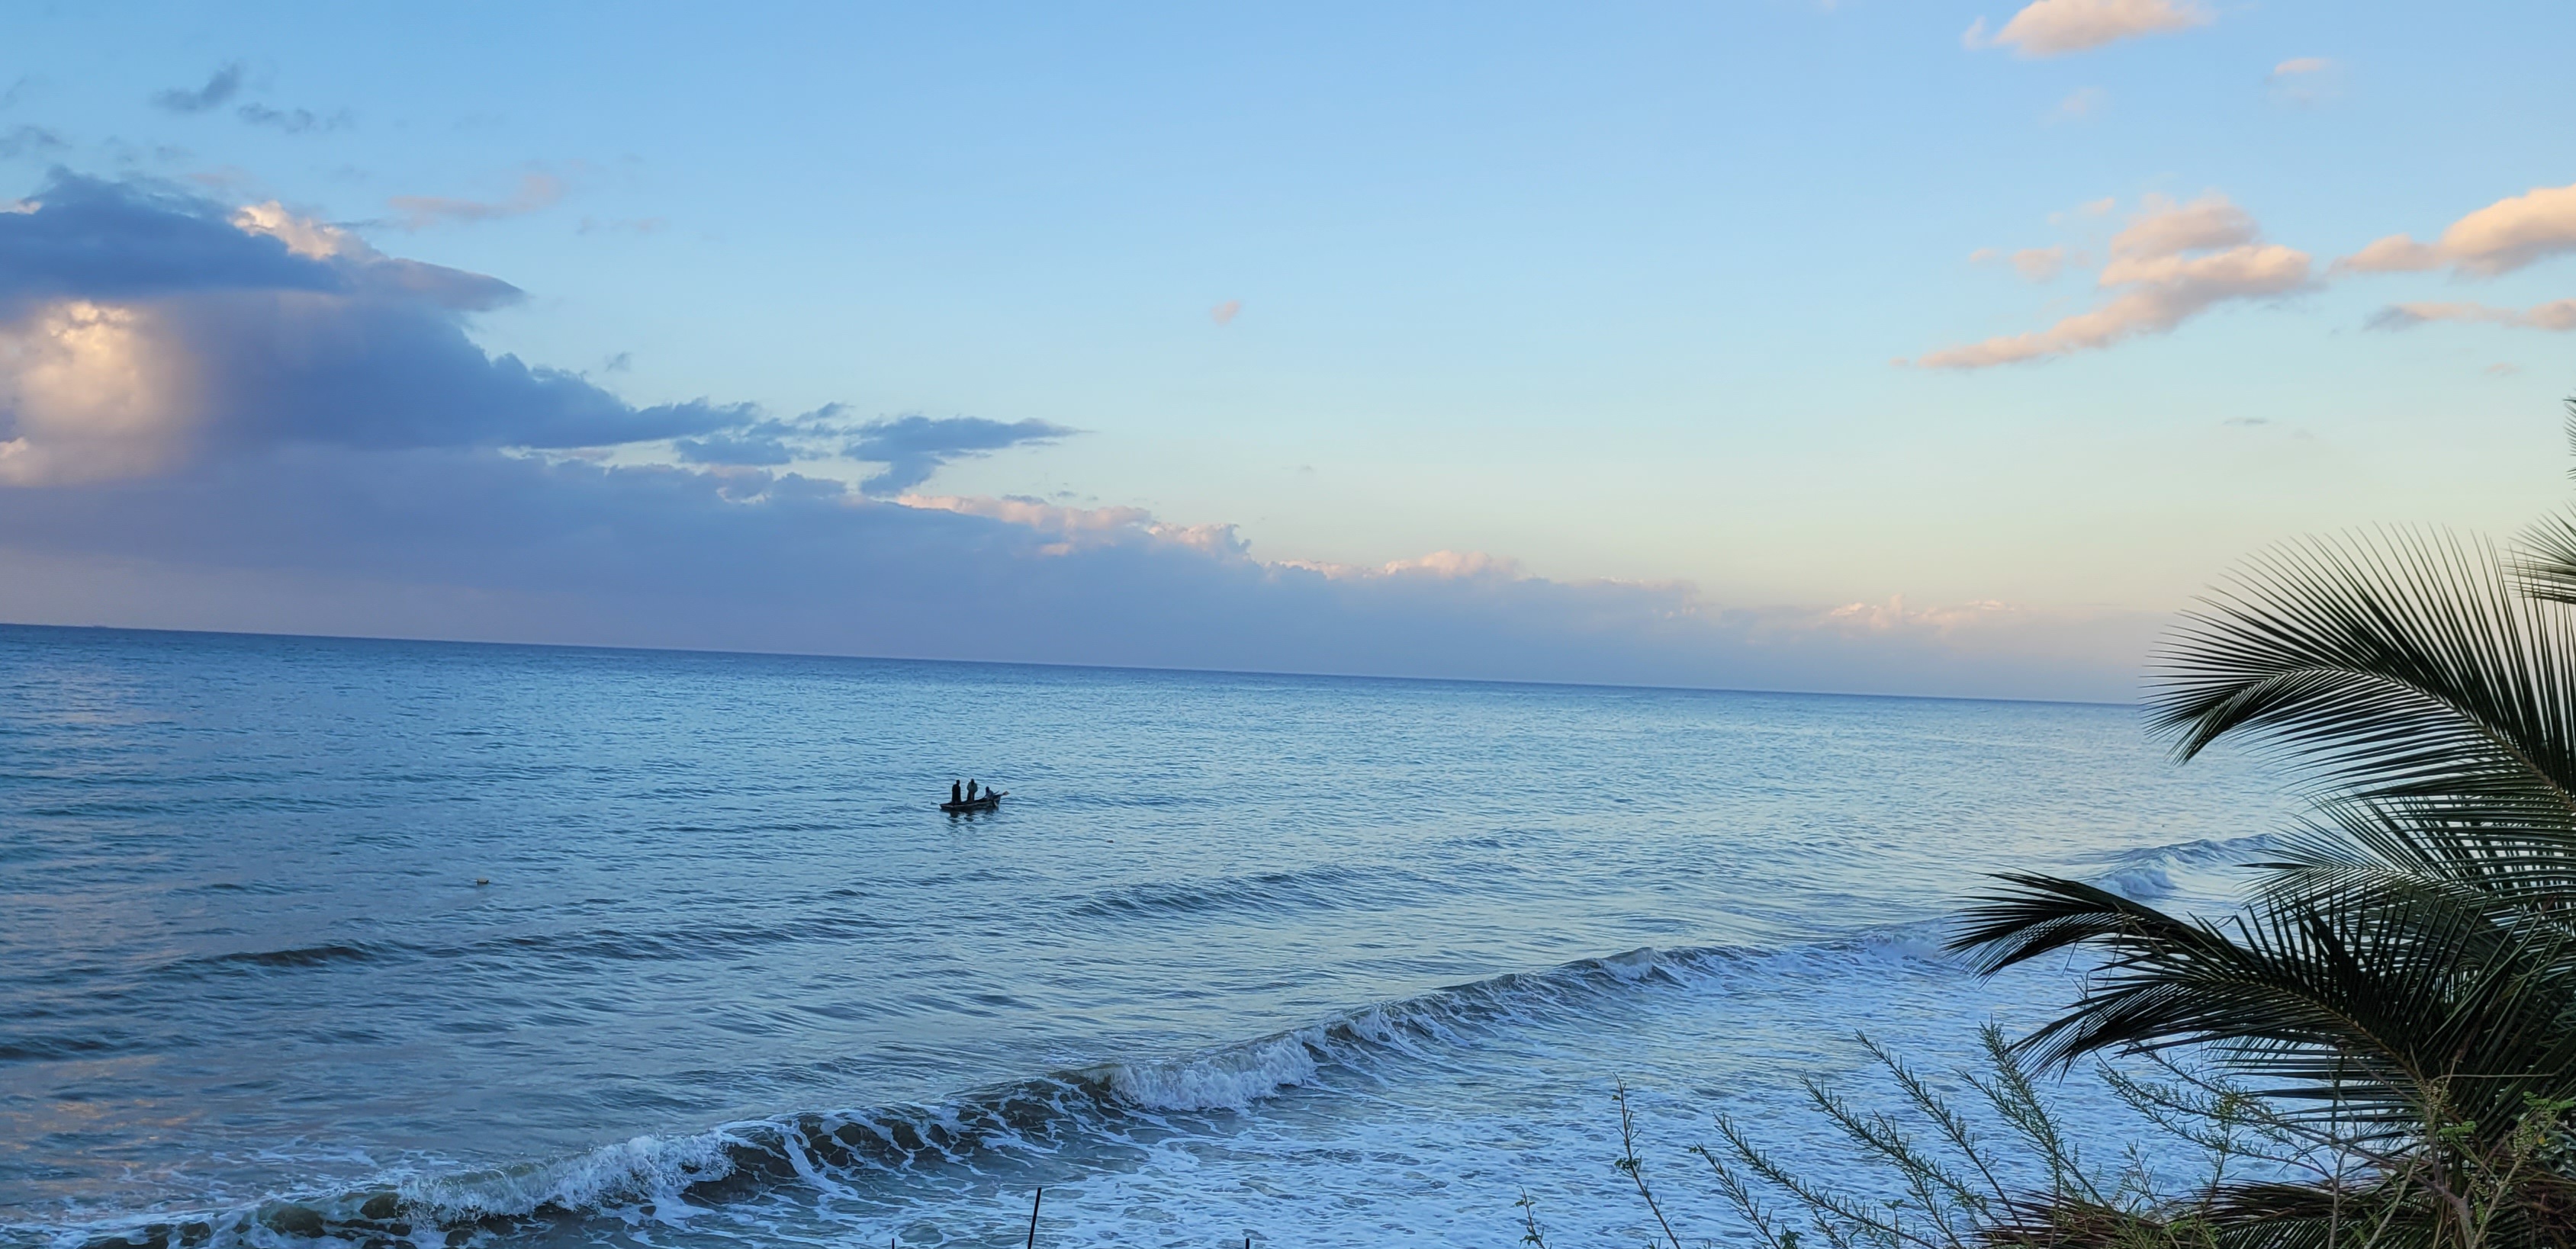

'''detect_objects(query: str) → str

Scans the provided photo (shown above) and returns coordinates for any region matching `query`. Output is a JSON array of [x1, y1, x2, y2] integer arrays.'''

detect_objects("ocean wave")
[[14, 940, 1784, 1249], [1063, 862, 1432, 922], [16, 834, 2254, 1249], [2092, 831, 2281, 869], [186, 944, 388, 972], [2076, 831, 2283, 904]]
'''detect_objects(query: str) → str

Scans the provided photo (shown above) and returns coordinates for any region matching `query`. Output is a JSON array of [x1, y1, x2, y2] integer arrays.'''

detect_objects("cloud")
[[844, 415, 1080, 496], [665, 406, 852, 467], [0, 175, 738, 484], [150, 63, 245, 114], [1916, 193, 2311, 368], [895, 493, 1249, 560], [2265, 56, 2339, 106], [2367, 299, 2576, 332], [236, 104, 352, 135], [0, 125, 63, 161], [672, 432, 796, 466], [0, 178, 339, 311], [2338, 181, 2576, 278], [1972, 245, 2074, 283], [1964, 0, 2211, 56], [1211, 299, 1242, 326], [0, 443, 2156, 700], [1276, 549, 1526, 583], [385, 172, 565, 230], [2105, 191, 2257, 257], [0, 165, 2155, 702]]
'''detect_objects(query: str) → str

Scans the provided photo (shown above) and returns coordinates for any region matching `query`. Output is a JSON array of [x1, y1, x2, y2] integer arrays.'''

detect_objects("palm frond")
[[2514, 508, 2576, 608], [2150, 530, 2576, 823], [1950, 874, 2576, 1138], [2248, 798, 2576, 934]]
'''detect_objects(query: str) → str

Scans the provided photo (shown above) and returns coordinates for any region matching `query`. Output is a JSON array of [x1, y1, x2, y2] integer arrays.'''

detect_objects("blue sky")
[[1, 1, 2572, 698]]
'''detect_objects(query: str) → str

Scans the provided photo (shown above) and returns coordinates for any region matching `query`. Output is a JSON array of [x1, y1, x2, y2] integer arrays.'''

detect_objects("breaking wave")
[[18, 933, 1950, 1249], [11, 829, 2252, 1249]]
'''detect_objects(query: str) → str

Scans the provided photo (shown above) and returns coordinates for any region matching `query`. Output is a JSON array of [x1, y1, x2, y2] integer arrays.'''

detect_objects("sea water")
[[0, 624, 2298, 1247]]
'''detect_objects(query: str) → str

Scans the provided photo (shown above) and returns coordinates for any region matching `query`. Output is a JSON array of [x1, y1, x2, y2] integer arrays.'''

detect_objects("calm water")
[[0, 625, 2294, 1247]]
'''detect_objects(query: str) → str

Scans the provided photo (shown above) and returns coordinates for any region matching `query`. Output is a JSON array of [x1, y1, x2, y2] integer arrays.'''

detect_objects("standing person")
[[950, 779, 962, 805], [967, 779, 980, 801]]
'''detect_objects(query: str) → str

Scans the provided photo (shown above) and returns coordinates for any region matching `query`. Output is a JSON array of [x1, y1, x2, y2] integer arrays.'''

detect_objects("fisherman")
[[951, 779, 963, 804], [966, 779, 980, 801]]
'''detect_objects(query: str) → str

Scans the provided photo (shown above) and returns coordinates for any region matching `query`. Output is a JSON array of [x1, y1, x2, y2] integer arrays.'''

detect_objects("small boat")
[[940, 789, 1005, 814]]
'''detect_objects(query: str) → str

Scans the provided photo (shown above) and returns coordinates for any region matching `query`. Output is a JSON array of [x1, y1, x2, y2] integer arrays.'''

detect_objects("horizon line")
[[0, 618, 2137, 711]]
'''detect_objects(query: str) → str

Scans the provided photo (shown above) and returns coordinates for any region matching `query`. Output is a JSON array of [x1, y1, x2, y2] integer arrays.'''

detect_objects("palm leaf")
[[2512, 399, 2576, 605], [2249, 797, 2576, 936], [2150, 530, 2576, 824], [1951, 874, 2576, 1140]]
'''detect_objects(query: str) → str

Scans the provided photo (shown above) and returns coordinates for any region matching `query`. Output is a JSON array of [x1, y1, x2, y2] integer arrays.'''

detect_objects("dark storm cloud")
[[846, 416, 1080, 495], [150, 63, 246, 114]]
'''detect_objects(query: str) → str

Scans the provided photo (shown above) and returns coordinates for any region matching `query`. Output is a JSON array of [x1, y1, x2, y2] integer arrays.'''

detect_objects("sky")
[[1, 0, 2572, 701]]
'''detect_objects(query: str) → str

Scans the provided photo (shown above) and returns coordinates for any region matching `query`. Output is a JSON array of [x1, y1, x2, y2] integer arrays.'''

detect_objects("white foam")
[[401, 1126, 746, 1222], [2096, 865, 2178, 901], [1101, 1030, 1326, 1112]]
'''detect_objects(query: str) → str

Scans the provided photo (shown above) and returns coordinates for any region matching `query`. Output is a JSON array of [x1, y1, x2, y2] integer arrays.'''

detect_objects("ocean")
[[0, 624, 2295, 1247]]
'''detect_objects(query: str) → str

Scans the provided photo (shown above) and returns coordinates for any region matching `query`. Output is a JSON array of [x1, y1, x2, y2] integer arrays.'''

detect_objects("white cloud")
[[2369, 299, 2576, 332], [2105, 191, 2256, 259], [1965, 0, 2211, 57], [1277, 549, 1528, 583], [1210, 300, 1242, 326], [896, 493, 1249, 558], [1915, 193, 2311, 369], [2338, 181, 2576, 278], [906, 496, 1536, 583], [1821, 595, 2018, 635], [0, 300, 201, 486], [232, 201, 359, 259], [2270, 56, 2332, 79]]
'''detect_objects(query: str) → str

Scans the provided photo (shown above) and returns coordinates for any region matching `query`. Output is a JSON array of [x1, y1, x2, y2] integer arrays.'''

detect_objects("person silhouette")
[[951, 779, 963, 804], [966, 779, 980, 801]]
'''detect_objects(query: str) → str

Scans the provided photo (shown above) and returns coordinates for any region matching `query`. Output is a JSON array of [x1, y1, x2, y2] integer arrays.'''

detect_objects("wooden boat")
[[940, 789, 1005, 813]]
